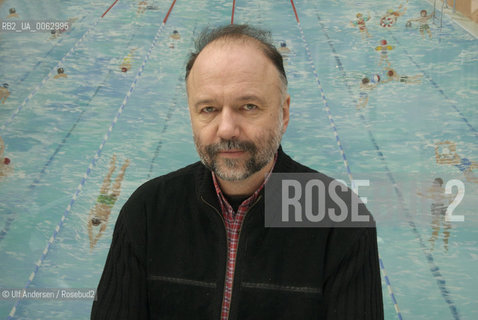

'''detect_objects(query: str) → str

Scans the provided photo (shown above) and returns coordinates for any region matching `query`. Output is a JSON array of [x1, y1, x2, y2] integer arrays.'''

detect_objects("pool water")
[[0, 0, 477, 319]]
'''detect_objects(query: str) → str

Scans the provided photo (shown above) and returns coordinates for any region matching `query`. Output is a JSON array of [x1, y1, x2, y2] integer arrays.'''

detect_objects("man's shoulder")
[[276, 148, 341, 185], [149, 161, 203, 184], [116, 161, 205, 242], [125, 161, 204, 206], [276, 148, 315, 172]]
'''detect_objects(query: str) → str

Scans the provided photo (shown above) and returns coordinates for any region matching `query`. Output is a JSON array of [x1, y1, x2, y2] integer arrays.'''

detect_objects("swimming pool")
[[0, 0, 477, 318]]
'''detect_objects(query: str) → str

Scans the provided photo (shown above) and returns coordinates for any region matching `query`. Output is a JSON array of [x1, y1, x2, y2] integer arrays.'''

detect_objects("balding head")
[[185, 24, 288, 97]]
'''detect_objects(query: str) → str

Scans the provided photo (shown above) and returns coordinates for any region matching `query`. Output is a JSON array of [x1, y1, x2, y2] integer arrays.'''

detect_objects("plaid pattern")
[[212, 155, 277, 320]]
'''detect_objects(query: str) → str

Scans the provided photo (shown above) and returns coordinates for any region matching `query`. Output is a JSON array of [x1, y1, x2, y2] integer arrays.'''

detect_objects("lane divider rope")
[[390, 33, 477, 139], [0, 0, 122, 135], [101, 0, 120, 18], [288, 1, 402, 318], [0, 17, 100, 134], [311, 5, 460, 319], [0, 75, 112, 245], [147, 77, 183, 179], [0, 6, 146, 243], [231, 0, 236, 24], [6, 0, 178, 317]]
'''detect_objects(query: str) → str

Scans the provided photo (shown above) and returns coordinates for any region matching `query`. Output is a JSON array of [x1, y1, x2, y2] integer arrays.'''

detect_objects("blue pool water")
[[0, 0, 477, 319]]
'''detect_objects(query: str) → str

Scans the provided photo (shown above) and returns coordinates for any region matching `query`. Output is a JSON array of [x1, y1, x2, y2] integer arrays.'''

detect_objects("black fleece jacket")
[[91, 147, 384, 319]]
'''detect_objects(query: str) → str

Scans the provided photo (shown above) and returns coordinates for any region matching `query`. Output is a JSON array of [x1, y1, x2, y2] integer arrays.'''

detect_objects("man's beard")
[[194, 120, 283, 181]]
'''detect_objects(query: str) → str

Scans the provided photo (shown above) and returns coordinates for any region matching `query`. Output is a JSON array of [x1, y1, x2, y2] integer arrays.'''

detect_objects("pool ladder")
[[433, 0, 447, 33]]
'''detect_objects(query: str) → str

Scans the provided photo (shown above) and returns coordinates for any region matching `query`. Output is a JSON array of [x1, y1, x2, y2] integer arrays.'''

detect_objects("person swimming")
[[54, 67, 67, 79], [357, 75, 381, 109], [0, 136, 13, 180], [49, 17, 75, 39], [407, 9, 434, 39], [351, 13, 371, 38], [88, 155, 130, 249], [435, 141, 478, 183], [120, 48, 136, 72], [416, 178, 453, 251], [278, 41, 291, 54], [382, 68, 422, 84], [0, 83, 10, 104], [137, 1, 148, 14], [170, 29, 181, 40], [375, 39, 394, 67], [379, 4, 407, 28], [7, 8, 19, 18]]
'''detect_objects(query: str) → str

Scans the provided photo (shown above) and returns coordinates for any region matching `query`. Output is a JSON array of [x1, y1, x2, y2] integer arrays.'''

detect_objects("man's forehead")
[[195, 38, 268, 65], [187, 38, 277, 86]]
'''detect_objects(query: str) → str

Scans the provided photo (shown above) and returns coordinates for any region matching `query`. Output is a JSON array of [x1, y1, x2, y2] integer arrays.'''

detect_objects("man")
[[91, 24, 383, 319]]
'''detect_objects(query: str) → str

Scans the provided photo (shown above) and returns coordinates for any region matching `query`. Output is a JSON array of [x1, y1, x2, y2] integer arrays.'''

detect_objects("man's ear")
[[281, 94, 291, 133]]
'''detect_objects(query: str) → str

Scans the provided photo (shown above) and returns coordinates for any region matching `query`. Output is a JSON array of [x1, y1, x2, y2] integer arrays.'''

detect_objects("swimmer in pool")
[[407, 10, 434, 39], [277, 41, 291, 54], [137, 1, 148, 14], [88, 155, 130, 249], [416, 178, 453, 251], [357, 75, 381, 109], [435, 141, 478, 183], [277, 42, 292, 65], [350, 13, 371, 38], [0, 136, 13, 180], [169, 30, 181, 48], [375, 39, 394, 67], [0, 83, 10, 104], [379, 4, 407, 28], [50, 29, 59, 39], [382, 67, 422, 84], [49, 17, 76, 39], [170, 30, 181, 40], [146, 4, 159, 10], [7, 8, 19, 18], [54, 67, 67, 79], [120, 48, 137, 72]]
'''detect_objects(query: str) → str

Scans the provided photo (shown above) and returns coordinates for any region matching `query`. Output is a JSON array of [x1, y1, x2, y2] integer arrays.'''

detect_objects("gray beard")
[[195, 129, 282, 181]]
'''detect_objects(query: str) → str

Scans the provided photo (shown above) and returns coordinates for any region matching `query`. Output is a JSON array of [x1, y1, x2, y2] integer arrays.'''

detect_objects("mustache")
[[205, 139, 257, 155]]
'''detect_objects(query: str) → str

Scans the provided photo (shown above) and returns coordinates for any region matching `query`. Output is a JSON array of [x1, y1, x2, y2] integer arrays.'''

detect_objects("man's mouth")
[[218, 150, 246, 158]]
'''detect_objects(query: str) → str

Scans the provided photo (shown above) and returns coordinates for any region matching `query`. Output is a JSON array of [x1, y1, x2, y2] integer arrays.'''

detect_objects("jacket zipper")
[[201, 195, 262, 320], [201, 195, 229, 319]]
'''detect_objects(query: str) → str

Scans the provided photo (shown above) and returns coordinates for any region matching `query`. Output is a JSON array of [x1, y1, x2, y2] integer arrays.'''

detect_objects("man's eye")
[[244, 104, 257, 111], [201, 106, 216, 113]]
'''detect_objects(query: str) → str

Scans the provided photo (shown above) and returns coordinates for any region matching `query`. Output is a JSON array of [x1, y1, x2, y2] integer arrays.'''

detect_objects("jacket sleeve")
[[323, 227, 384, 319], [90, 210, 149, 319]]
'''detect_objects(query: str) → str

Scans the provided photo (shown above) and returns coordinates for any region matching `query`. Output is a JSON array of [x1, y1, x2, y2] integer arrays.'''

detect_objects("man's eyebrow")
[[194, 99, 217, 109], [235, 94, 265, 104], [193, 95, 265, 109]]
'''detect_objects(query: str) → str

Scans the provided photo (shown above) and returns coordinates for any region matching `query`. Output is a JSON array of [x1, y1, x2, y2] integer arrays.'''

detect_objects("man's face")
[[186, 39, 290, 181]]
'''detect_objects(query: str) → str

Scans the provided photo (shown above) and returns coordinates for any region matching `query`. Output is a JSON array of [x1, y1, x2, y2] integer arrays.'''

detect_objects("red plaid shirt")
[[212, 155, 277, 320]]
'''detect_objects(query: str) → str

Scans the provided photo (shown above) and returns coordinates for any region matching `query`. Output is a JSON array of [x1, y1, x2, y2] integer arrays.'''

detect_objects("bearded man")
[[91, 24, 383, 320]]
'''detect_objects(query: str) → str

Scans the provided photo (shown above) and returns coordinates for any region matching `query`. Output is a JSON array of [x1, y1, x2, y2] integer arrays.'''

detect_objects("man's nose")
[[217, 108, 240, 140]]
